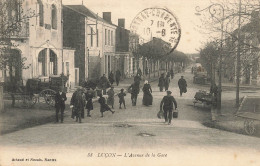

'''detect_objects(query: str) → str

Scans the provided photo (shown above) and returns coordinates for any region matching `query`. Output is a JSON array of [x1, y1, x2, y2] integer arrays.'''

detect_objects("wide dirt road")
[[1, 69, 260, 166]]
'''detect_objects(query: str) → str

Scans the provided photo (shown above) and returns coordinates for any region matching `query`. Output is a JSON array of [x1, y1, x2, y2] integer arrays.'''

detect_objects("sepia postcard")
[[0, 0, 260, 165]]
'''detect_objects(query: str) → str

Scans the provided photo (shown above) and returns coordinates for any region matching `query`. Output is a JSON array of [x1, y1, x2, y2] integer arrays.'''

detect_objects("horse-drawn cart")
[[7, 75, 67, 108], [236, 96, 260, 135], [193, 90, 213, 107]]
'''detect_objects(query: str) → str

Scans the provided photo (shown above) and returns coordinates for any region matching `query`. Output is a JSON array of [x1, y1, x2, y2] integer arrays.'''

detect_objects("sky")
[[63, 0, 214, 54]]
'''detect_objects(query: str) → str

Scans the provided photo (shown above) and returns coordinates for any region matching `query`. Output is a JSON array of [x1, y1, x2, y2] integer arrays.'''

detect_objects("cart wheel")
[[40, 89, 56, 107], [244, 120, 256, 135]]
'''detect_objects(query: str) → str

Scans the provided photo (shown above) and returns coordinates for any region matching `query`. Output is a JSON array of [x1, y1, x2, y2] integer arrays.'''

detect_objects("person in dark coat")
[[107, 86, 115, 109], [128, 81, 140, 106], [98, 94, 115, 117], [118, 89, 126, 109], [165, 75, 170, 91], [100, 74, 110, 95], [85, 87, 94, 117], [55, 87, 67, 123], [115, 70, 121, 86], [170, 69, 174, 79], [178, 76, 187, 97], [142, 80, 153, 106], [134, 74, 141, 85], [210, 83, 218, 107], [160, 90, 177, 125], [108, 71, 115, 85], [70, 88, 85, 123], [158, 74, 165, 92], [137, 68, 142, 77]]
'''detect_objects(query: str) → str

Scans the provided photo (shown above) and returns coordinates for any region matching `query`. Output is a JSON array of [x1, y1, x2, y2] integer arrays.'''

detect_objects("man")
[[108, 71, 115, 85], [160, 91, 177, 125], [85, 87, 94, 117], [100, 74, 110, 95], [134, 74, 141, 85], [55, 87, 67, 123], [165, 75, 170, 91], [178, 76, 187, 97], [170, 68, 174, 79], [137, 68, 142, 77], [115, 69, 121, 86], [158, 73, 165, 92], [70, 87, 85, 123], [128, 81, 140, 106]]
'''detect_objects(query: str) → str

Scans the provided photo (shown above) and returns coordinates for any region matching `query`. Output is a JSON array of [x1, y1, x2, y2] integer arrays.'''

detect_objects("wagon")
[[193, 90, 213, 107], [236, 96, 260, 135], [9, 75, 67, 108]]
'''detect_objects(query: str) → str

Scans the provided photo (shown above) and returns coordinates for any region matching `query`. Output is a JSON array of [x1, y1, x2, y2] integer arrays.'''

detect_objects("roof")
[[64, 5, 117, 27]]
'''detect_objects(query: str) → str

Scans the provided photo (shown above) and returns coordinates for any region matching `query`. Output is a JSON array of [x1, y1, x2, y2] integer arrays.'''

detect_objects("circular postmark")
[[130, 7, 181, 53]]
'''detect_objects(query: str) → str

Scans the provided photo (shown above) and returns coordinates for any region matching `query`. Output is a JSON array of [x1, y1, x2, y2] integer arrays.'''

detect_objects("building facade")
[[0, 0, 75, 89], [63, 5, 116, 84]]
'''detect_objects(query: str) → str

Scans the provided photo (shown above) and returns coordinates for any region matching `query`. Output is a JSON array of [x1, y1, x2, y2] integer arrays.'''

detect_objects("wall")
[[63, 6, 86, 85]]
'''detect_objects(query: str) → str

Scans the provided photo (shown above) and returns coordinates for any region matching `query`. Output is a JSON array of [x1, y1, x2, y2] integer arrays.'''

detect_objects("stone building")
[[0, 0, 75, 89], [63, 5, 116, 84]]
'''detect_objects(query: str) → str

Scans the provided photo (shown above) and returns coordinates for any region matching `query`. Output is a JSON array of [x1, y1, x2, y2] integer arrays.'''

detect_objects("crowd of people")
[[54, 68, 187, 125]]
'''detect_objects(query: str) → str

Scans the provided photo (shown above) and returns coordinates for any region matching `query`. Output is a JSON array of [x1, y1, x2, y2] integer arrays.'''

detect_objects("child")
[[98, 94, 115, 117], [118, 89, 126, 109]]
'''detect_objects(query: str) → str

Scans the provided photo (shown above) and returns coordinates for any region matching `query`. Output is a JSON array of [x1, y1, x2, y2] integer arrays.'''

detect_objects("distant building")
[[63, 5, 116, 84], [225, 11, 260, 85]]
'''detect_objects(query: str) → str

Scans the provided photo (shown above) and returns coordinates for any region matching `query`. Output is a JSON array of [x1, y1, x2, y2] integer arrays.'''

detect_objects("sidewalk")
[[203, 100, 260, 137], [0, 74, 160, 135]]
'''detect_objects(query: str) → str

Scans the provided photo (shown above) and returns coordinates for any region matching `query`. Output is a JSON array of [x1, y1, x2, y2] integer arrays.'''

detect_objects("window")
[[51, 4, 57, 29], [90, 27, 93, 47], [96, 29, 99, 47], [108, 30, 110, 45], [66, 62, 69, 76], [50, 50, 57, 75], [111, 31, 113, 46], [38, 49, 47, 76], [7, 0, 20, 22], [38, 0, 44, 26], [105, 29, 107, 45]]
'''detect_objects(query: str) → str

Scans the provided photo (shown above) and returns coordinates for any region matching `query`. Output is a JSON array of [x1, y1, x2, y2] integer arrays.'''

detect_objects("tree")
[[199, 41, 219, 83], [137, 37, 171, 77], [0, 0, 36, 107], [196, 0, 260, 107]]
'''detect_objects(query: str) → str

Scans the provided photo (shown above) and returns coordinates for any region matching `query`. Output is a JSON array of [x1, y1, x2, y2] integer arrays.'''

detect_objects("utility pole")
[[236, 0, 242, 108]]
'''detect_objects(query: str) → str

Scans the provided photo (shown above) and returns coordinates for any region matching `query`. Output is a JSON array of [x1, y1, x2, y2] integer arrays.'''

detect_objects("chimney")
[[103, 12, 111, 23], [118, 19, 125, 28]]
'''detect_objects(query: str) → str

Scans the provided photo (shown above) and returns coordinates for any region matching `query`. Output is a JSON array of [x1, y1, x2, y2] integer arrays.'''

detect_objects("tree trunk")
[[9, 67, 16, 107]]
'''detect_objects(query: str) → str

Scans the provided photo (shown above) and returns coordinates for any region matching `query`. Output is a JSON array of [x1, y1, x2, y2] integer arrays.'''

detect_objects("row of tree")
[[197, 0, 260, 108], [133, 37, 190, 69]]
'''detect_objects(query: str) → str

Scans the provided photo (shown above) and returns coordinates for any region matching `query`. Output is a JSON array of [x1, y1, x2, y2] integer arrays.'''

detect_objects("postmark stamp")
[[130, 7, 181, 53]]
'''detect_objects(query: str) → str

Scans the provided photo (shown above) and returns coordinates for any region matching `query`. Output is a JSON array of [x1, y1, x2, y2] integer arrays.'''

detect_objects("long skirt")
[[143, 93, 153, 106], [107, 96, 114, 106], [100, 104, 111, 113]]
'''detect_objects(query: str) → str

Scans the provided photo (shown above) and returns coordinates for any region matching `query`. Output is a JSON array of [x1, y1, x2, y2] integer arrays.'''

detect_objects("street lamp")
[[196, 3, 224, 113]]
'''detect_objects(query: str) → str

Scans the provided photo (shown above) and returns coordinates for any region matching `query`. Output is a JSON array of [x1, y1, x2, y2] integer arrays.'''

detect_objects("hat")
[[167, 90, 172, 94]]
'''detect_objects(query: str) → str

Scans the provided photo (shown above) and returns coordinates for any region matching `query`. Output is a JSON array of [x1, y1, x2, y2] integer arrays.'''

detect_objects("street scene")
[[1, 0, 260, 166]]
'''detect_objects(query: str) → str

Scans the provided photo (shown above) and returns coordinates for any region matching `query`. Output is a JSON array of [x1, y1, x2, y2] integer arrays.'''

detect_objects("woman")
[[107, 86, 115, 109], [142, 80, 153, 106]]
